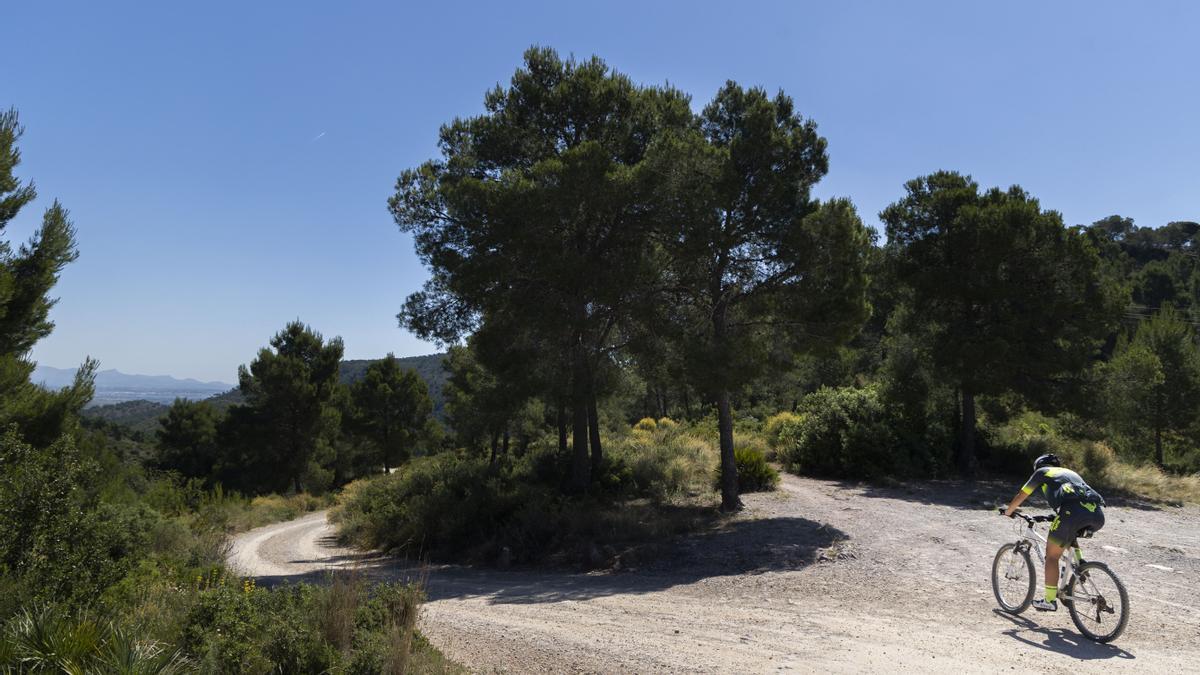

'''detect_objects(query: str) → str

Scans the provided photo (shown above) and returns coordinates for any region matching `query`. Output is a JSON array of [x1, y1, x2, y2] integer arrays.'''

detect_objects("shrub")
[[334, 429, 721, 564], [1, 604, 190, 673], [633, 417, 658, 432], [780, 385, 902, 479], [656, 417, 679, 430], [763, 411, 803, 449], [718, 446, 779, 493]]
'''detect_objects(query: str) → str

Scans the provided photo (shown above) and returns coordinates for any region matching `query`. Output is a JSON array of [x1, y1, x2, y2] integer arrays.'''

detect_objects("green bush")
[[763, 411, 803, 449], [334, 428, 721, 564], [779, 385, 933, 479], [718, 446, 779, 493]]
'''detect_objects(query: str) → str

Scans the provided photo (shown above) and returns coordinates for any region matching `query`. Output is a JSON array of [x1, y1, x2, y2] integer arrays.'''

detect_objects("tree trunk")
[[557, 399, 568, 455], [570, 351, 590, 492], [588, 388, 603, 477], [490, 431, 499, 466], [716, 389, 741, 512], [712, 294, 740, 512], [959, 387, 978, 477], [502, 427, 510, 457], [1155, 425, 1164, 468], [382, 427, 390, 474]]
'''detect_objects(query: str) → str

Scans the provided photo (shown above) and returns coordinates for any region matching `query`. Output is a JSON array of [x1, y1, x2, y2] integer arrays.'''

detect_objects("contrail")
[[311, 131, 326, 142]]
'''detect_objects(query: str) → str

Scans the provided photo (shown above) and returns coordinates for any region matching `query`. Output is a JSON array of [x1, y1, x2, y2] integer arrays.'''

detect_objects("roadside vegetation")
[[332, 420, 770, 566]]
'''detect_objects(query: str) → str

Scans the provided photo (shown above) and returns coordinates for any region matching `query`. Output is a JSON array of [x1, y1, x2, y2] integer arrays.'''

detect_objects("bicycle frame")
[[1008, 517, 1087, 602]]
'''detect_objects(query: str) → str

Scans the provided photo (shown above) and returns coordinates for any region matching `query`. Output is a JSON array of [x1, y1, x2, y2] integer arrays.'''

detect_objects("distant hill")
[[340, 353, 448, 419], [81, 353, 448, 433], [82, 399, 170, 436], [34, 365, 233, 406]]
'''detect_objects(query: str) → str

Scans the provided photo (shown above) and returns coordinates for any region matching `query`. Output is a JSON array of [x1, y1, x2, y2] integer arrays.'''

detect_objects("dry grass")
[[319, 572, 361, 652], [614, 426, 719, 503], [225, 492, 333, 532], [1100, 460, 1200, 505]]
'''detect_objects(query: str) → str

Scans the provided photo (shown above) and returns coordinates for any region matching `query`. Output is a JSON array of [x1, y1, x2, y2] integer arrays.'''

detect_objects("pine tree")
[[236, 321, 344, 493], [0, 108, 95, 446], [350, 353, 434, 472]]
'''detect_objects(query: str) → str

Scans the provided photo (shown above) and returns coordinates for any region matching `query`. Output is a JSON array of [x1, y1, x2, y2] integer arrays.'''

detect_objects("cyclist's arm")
[[1003, 489, 1029, 517], [1004, 469, 1045, 516]]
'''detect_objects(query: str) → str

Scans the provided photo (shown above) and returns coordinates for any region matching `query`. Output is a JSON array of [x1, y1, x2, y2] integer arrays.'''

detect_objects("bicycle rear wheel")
[[992, 543, 1035, 613], [1066, 561, 1129, 643]]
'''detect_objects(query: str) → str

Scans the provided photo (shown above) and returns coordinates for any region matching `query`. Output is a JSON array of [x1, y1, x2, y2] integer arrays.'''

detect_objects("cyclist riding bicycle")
[[1003, 453, 1106, 612]]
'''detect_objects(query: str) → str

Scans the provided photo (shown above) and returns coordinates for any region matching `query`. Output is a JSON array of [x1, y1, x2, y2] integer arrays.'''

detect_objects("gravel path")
[[227, 474, 1200, 673]]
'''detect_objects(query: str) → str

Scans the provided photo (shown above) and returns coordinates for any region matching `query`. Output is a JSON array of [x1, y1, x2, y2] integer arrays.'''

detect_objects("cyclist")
[[1002, 453, 1106, 611]]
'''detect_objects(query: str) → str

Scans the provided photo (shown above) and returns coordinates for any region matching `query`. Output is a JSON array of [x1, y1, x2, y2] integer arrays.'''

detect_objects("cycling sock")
[[1044, 585, 1058, 602]]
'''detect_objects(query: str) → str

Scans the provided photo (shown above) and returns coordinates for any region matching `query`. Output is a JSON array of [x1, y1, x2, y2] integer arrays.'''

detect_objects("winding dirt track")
[[227, 474, 1200, 673]]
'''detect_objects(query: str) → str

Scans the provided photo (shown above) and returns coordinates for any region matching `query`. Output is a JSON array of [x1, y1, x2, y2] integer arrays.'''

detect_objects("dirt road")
[[227, 474, 1200, 673]]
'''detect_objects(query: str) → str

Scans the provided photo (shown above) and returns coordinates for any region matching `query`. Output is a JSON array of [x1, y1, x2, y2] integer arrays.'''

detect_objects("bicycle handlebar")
[[997, 507, 1053, 524]]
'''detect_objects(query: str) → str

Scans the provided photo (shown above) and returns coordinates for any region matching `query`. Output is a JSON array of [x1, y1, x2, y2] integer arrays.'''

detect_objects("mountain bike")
[[991, 508, 1129, 643]]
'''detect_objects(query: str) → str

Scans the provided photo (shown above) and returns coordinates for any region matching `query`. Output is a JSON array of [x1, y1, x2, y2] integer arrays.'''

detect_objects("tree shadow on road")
[[431, 515, 848, 605], [992, 609, 1135, 661]]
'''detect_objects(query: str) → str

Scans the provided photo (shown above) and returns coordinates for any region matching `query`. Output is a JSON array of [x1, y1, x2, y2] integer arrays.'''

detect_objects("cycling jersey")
[[1021, 466, 1107, 547], [1020, 466, 1105, 511]]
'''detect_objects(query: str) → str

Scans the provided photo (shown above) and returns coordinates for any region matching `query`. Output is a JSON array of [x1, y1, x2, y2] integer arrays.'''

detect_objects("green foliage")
[[348, 353, 435, 472], [154, 399, 220, 481], [0, 109, 95, 448], [340, 352, 448, 420], [763, 411, 803, 450], [882, 171, 1124, 471], [645, 83, 873, 509], [82, 399, 169, 436], [1103, 305, 1200, 467], [172, 574, 441, 674], [0, 429, 145, 607], [778, 385, 944, 480], [1, 604, 190, 673], [335, 426, 721, 564], [233, 320, 345, 493], [718, 446, 779, 493]]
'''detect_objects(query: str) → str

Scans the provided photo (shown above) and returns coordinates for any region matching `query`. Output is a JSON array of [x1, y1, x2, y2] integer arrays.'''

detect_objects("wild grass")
[[1095, 455, 1200, 506], [988, 411, 1200, 505]]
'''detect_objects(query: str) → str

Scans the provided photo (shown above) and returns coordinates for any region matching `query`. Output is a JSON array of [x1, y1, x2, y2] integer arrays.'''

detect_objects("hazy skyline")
[[7, 0, 1197, 382]]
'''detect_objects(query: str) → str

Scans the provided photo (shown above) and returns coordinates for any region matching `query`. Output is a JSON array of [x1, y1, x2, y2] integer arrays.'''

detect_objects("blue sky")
[[6, 1, 1197, 382]]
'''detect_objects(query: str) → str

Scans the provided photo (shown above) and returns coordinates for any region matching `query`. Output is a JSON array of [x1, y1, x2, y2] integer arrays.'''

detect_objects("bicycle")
[[991, 508, 1130, 643]]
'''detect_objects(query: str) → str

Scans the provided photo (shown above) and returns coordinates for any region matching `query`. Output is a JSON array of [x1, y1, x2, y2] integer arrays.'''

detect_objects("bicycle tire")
[[992, 543, 1035, 613], [1066, 561, 1129, 643]]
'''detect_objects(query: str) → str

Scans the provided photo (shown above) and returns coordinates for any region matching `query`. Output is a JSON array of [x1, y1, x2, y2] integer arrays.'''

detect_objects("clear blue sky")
[[6, 1, 1198, 383]]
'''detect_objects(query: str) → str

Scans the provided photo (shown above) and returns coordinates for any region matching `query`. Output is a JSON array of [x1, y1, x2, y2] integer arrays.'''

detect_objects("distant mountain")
[[34, 365, 234, 406], [80, 353, 449, 432]]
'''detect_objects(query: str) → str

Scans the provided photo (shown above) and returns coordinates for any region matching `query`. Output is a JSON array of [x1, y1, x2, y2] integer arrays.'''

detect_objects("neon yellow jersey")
[[1021, 466, 1103, 511]]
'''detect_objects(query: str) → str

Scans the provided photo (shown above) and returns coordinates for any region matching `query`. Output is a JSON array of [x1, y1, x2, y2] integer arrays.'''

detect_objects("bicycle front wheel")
[[992, 543, 1035, 613], [1066, 561, 1129, 643]]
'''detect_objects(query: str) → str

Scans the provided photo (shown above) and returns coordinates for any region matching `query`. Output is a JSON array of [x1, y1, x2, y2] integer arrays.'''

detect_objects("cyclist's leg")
[[1045, 540, 1064, 600], [1044, 510, 1072, 601]]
